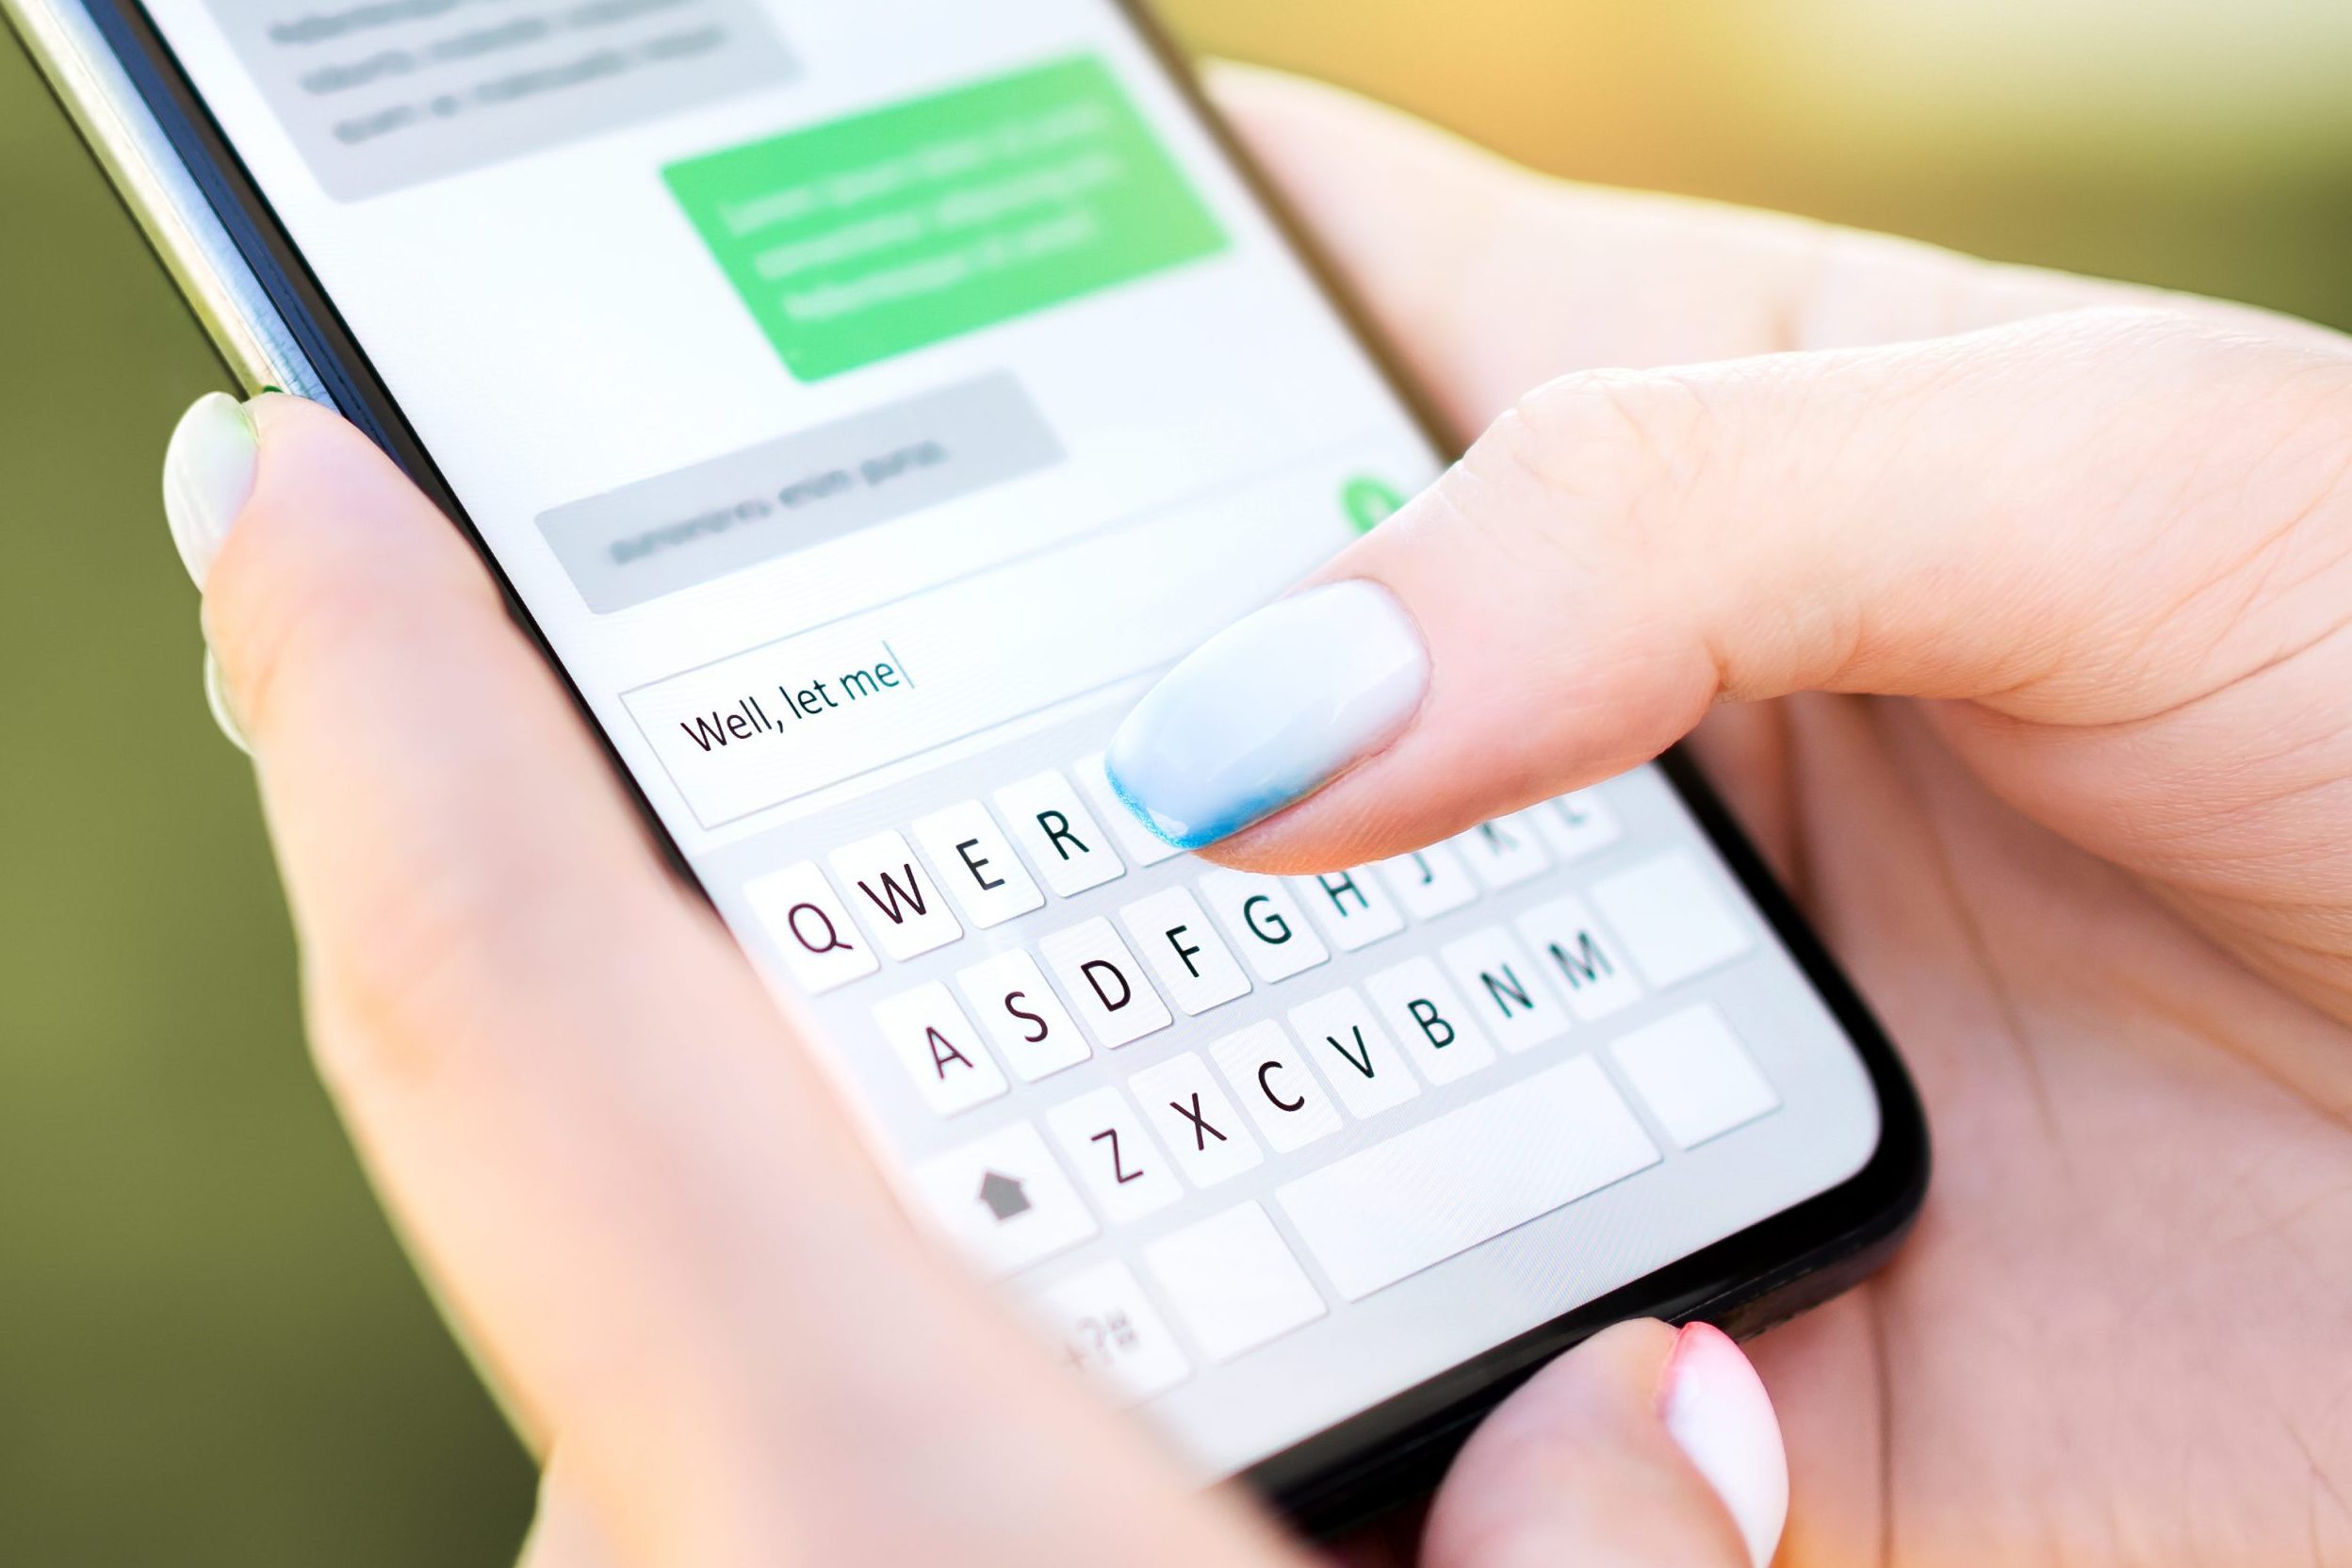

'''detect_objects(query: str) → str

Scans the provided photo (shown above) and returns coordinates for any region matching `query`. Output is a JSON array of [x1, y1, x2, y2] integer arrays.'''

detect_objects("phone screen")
[[137, 0, 1884, 1474]]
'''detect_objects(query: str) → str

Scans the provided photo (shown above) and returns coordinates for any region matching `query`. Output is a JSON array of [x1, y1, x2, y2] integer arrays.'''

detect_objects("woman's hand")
[[1107, 68, 2352, 1565], [173, 391, 1791, 1568], [163, 63, 2352, 1568], [160, 103, 1789, 1568]]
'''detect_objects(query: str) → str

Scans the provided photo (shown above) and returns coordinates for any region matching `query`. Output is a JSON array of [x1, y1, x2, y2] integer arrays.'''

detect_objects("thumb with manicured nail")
[[162, 389, 266, 751], [163, 390, 259, 591], [1422, 1319, 1787, 1568]]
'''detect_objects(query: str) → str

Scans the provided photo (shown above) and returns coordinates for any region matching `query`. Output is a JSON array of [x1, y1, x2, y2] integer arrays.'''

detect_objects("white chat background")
[[139, 0, 1436, 853]]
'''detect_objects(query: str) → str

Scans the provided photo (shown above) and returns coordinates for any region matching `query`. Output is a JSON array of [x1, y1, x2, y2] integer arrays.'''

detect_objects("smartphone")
[[16, 0, 1926, 1529]]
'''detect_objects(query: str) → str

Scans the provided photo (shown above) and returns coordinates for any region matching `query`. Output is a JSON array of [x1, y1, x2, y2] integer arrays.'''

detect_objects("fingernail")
[[1658, 1323, 1788, 1568], [1104, 580, 1428, 849], [163, 391, 258, 590], [203, 647, 251, 755]]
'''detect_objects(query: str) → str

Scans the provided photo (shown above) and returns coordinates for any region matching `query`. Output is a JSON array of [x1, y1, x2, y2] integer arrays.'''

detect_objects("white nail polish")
[[163, 391, 258, 590], [1104, 580, 1428, 849], [1659, 1324, 1788, 1568], [203, 648, 251, 755]]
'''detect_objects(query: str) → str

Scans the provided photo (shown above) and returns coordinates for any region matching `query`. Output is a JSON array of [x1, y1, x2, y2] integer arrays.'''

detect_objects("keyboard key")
[[742, 859, 877, 994], [1439, 925, 1571, 1053], [994, 768, 1125, 896], [1126, 1051, 1265, 1187], [910, 1119, 1096, 1278], [1119, 888, 1251, 1015], [1591, 852, 1754, 987], [1276, 1055, 1660, 1300], [1291, 866, 1407, 952], [1533, 788, 1622, 861], [829, 830, 962, 960], [911, 799, 1043, 928], [1515, 894, 1645, 1021], [1037, 918, 1172, 1048], [1196, 869, 1330, 983], [1373, 843, 1479, 921], [1286, 987, 1421, 1119], [1075, 750, 1182, 866], [1364, 957, 1496, 1086], [1143, 1201, 1326, 1362], [1043, 1086, 1184, 1223], [954, 950, 1090, 1082], [1608, 1004, 1780, 1148], [1453, 813, 1552, 890], [1026, 1259, 1191, 1403], [1208, 1021, 1344, 1153], [870, 982, 1008, 1115]]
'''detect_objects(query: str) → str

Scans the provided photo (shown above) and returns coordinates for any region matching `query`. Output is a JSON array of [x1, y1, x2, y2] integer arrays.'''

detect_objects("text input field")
[[620, 452, 1358, 828]]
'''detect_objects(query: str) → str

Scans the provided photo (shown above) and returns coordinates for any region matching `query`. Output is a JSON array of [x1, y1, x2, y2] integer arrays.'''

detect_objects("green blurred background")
[[3, 0, 2348, 1560]]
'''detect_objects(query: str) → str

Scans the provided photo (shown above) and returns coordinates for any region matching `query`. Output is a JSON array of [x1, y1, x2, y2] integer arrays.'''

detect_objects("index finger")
[[1208, 63, 2325, 436]]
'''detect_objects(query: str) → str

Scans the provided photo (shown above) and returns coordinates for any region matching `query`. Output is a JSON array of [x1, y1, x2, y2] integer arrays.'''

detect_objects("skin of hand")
[[1141, 66, 2352, 1568], [158, 61, 2352, 1568]]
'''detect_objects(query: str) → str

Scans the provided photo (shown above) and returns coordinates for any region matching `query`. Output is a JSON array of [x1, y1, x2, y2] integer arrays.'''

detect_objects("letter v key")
[[1287, 988, 1420, 1119]]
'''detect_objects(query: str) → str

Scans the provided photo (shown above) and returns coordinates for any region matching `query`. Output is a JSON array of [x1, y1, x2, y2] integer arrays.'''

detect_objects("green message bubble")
[[664, 55, 1228, 381]]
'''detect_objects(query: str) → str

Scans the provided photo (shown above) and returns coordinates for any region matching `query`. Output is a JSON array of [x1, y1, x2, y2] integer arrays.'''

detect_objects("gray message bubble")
[[537, 371, 1066, 613], [210, 0, 797, 200]]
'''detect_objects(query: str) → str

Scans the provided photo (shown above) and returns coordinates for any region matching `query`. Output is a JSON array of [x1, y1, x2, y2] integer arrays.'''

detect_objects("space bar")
[[1274, 1056, 1662, 1301]]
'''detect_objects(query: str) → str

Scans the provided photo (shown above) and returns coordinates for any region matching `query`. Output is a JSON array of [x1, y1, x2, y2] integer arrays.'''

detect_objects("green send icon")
[[1341, 473, 1407, 533]]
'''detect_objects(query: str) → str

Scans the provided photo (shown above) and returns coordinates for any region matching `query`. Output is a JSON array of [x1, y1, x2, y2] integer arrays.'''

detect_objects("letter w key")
[[829, 830, 962, 958]]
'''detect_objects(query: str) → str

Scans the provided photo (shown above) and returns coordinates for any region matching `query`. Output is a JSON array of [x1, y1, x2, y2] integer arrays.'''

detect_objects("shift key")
[[1275, 1056, 1659, 1300]]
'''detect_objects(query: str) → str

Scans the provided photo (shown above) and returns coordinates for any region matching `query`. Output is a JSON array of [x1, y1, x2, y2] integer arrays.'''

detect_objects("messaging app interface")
[[148, 0, 1884, 1473]]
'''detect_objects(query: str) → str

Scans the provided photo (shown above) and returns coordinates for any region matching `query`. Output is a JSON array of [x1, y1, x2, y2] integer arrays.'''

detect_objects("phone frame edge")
[[5, 0, 326, 400]]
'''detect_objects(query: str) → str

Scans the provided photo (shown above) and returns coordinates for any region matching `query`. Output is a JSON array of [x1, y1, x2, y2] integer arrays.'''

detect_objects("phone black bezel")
[[55, 0, 1929, 1534]]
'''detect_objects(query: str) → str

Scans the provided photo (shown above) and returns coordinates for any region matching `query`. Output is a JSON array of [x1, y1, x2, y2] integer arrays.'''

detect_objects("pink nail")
[[1659, 1323, 1788, 1568]]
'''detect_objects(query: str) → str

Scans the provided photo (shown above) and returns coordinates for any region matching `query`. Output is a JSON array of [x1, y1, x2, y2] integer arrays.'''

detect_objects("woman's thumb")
[[1423, 1320, 1787, 1568], [1102, 309, 2352, 870]]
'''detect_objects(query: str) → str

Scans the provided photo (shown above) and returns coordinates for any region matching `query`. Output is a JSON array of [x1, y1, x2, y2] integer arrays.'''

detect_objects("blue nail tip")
[[1103, 759, 1205, 848], [1103, 757, 1302, 853]]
